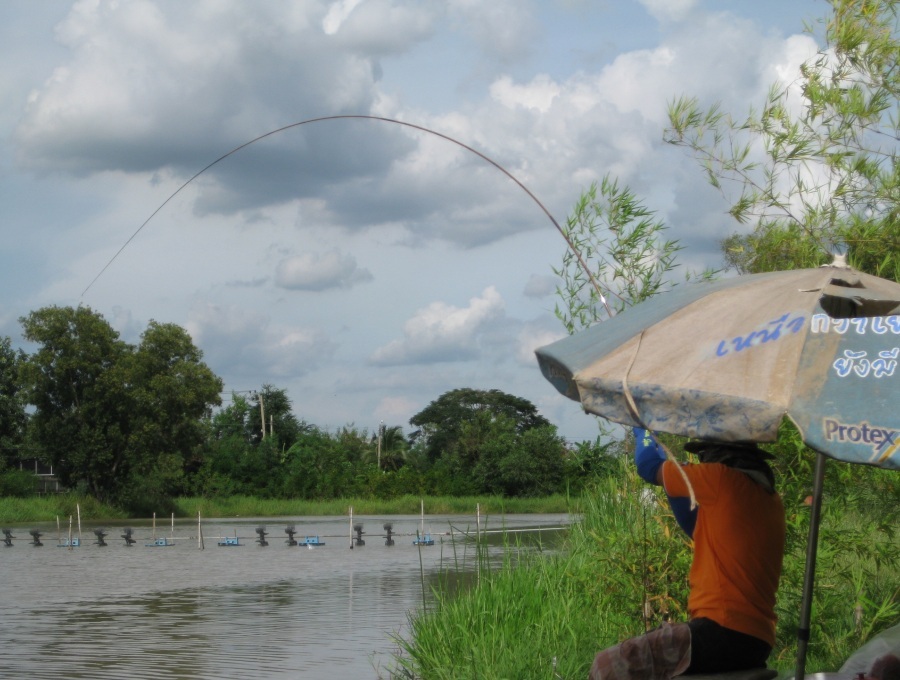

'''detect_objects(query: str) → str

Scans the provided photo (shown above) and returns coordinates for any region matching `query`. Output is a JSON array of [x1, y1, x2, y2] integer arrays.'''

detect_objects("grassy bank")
[[392, 457, 900, 679], [174, 494, 575, 518], [0, 495, 128, 523], [0, 493, 576, 524], [392, 465, 659, 679]]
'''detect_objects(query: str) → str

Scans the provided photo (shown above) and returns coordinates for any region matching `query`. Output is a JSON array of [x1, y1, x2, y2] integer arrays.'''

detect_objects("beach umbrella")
[[535, 258, 900, 678]]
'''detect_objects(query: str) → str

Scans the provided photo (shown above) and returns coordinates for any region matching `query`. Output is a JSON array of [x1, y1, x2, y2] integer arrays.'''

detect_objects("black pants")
[[683, 617, 772, 674]]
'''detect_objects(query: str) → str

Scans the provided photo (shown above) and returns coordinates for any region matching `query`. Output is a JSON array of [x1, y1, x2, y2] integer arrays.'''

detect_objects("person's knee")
[[589, 623, 691, 680]]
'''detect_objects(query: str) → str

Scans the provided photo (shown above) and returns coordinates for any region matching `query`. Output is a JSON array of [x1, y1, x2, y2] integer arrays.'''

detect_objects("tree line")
[[0, 306, 608, 513]]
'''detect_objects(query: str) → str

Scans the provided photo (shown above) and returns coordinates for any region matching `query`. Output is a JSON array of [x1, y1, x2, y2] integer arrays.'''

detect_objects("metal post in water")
[[476, 503, 481, 582]]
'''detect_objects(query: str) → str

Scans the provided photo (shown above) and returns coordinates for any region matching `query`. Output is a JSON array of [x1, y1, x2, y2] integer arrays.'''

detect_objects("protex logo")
[[824, 419, 900, 464]]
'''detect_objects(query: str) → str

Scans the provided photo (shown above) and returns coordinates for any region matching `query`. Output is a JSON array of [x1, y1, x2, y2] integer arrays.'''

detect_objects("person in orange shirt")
[[589, 430, 785, 679]]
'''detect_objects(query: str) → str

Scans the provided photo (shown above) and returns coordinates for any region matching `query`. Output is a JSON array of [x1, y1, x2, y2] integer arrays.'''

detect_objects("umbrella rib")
[[623, 330, 698, 509]]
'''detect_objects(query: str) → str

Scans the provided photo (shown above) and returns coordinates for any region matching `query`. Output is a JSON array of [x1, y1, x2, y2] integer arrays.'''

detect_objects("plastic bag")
[[840, 622, 900, 679]]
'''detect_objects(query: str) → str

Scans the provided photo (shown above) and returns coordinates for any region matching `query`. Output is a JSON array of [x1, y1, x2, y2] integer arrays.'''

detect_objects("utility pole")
[[259, 392, 266, 440], [377, 421, 383, 470]]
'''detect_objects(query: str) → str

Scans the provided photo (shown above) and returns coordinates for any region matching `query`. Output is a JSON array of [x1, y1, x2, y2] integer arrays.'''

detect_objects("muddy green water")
[[0, 513, 569, 679]]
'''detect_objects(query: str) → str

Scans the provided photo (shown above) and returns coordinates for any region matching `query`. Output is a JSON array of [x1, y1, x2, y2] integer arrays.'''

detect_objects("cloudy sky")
[[1, 0, 824, 442]]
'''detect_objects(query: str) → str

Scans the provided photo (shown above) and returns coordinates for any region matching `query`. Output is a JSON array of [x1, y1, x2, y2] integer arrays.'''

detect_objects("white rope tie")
[[622, 330, 698, 510]]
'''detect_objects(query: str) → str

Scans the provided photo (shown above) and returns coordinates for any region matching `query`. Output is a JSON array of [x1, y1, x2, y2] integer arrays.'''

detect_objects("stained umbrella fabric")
[[536, 262, 900, 469]]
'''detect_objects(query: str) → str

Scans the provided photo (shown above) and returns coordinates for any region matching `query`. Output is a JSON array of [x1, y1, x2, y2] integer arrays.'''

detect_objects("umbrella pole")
[[795, 451, 828, 680]]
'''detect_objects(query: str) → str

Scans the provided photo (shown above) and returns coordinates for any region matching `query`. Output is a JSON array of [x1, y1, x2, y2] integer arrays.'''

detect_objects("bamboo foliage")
[[665, 0, 900, 281], [553, 176, 713, 335]]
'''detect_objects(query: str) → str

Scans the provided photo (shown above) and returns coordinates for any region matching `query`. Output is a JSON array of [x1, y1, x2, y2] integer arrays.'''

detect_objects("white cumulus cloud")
[[370, 286, 505, 365], [184, 301, 337, 381], [275, 249, 373, 291]]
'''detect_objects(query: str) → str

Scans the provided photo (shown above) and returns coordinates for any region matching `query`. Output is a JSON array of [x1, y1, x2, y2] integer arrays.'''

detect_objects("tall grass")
[[0, 494, 126, 523], [393, 529, 596, 678], [392, 470, 655, 679], [391, 455, 900, 679]]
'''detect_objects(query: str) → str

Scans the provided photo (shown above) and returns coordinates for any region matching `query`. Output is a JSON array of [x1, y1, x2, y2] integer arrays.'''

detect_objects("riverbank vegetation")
[[0, 493, 575, 524], [175, 493, 574, 519], [394, 430, 900, 678]]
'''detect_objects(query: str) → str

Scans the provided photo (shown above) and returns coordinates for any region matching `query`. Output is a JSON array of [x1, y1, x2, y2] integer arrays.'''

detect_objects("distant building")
[[18, 458, 66, 494]]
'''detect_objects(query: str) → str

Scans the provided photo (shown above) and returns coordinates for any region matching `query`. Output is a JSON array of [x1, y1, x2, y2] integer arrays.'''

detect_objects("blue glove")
[[633, 427, 697, 538], [633, 427, 664, 484]]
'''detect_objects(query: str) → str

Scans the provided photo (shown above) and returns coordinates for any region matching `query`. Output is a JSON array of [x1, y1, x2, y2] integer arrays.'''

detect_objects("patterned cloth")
[[589, 623, 691, 680]]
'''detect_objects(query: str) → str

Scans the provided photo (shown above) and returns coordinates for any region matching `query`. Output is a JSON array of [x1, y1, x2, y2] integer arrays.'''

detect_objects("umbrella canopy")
[[537, 262, 900, 469]]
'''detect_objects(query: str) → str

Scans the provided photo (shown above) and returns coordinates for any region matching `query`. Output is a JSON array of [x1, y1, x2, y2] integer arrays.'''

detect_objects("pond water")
[[0, 512, 570, 679]]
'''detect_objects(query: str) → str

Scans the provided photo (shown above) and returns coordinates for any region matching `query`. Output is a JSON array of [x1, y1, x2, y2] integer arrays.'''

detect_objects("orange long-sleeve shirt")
[[662, 461, 785, 647]]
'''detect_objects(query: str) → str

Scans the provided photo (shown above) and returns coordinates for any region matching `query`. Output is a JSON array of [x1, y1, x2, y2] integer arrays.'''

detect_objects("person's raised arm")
[[633, 427, 665, 485], [632, 427, 697, 538]]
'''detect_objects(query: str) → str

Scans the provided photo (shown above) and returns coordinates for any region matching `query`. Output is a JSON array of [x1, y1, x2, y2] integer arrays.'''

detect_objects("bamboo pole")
[[152, 512, 156, 541], [68, 515, 73, 551], [171, 513, 174, 537], [349, 506, 354, 549], [197, 511, 204, 550], [77, 504, 82, 542], [56, 515, 60, 545]]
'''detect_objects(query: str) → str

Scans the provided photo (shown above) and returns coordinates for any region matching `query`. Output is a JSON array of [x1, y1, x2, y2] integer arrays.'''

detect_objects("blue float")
[[300, 535, 325, 547], [145, 537, 173, 547], [412, 532, 434, 546]]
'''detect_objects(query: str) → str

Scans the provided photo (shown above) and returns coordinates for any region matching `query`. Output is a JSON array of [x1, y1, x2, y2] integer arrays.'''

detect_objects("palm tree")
[[371, 424, 408, 471]]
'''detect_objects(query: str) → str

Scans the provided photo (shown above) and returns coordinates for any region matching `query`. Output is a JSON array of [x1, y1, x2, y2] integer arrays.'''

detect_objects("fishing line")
[[80, 114, 614, 312]]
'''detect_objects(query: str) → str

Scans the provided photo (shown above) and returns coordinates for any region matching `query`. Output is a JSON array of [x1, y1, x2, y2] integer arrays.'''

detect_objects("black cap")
[[683, 440, 775, 460]]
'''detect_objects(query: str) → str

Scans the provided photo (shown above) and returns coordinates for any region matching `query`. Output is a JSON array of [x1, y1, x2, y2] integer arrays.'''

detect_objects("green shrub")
[[0, 469, 37, 497]]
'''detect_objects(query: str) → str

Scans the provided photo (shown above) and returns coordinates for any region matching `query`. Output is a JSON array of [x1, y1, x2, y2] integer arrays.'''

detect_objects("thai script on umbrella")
[[833, 348, 899, 378], [811, 314, 900, 334], [715, 312, 805, 356]]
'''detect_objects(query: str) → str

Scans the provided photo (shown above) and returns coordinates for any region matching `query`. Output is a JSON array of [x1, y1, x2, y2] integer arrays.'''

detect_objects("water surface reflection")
[[0, 513, 569, 678]]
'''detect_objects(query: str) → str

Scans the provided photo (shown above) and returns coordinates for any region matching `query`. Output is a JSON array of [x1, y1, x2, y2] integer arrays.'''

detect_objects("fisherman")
[[589, 428, 785, 679]]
